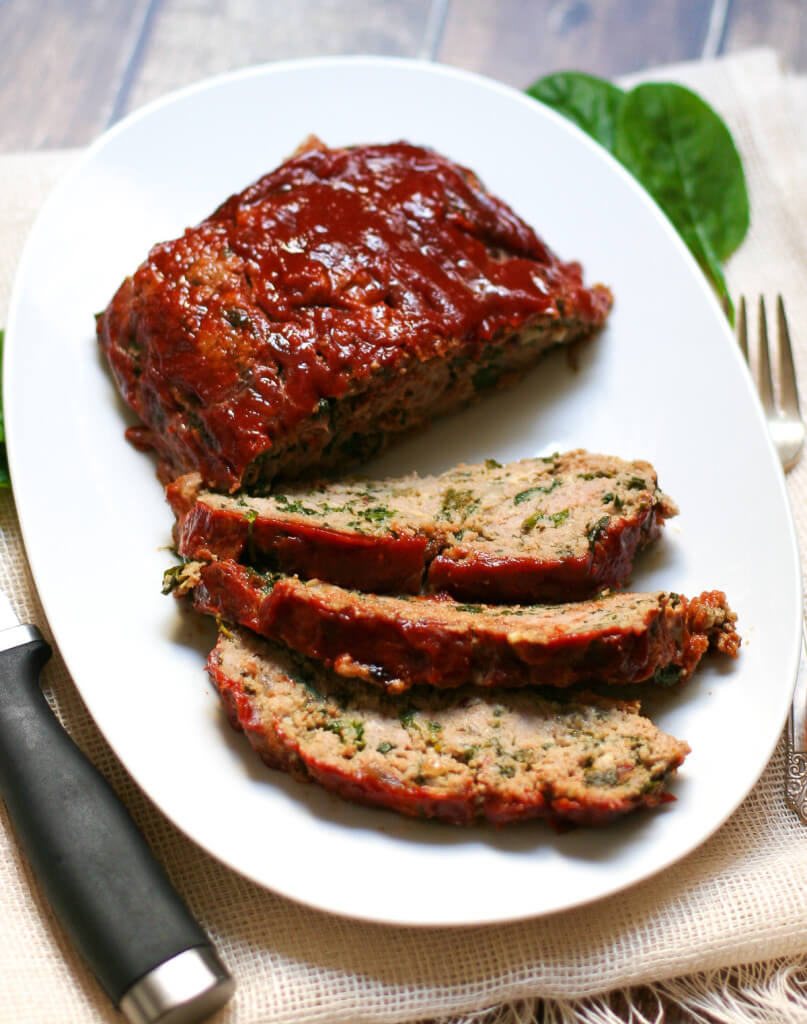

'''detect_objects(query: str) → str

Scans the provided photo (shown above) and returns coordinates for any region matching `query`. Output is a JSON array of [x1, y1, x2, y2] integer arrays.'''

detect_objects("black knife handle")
[[0, 626, 233, 1019]]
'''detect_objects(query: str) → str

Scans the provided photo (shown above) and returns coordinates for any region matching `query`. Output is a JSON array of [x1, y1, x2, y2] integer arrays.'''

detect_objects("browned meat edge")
[[208, 625, 691, 828], [166, 450, 677, 602], [171, 561, 740, 694]]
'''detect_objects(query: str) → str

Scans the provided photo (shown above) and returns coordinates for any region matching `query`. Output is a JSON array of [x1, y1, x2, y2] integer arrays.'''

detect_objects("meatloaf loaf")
[[167, 449, 677, 601], [208, 626, 691, 827], [171, 561, 740, 693], [97, 139, 612, 492]]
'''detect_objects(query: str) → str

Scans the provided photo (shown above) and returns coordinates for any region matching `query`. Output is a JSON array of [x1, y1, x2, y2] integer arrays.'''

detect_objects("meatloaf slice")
[[208, 626, 691, 827], [167, 450, 677, 601], [98, 140, 612, 492], [172, 561, 740, 693]]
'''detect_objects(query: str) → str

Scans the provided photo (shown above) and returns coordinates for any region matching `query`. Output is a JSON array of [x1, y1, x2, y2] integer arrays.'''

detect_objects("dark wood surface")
[[2, 3, 802, 1022], [0, 0, 804, 153]]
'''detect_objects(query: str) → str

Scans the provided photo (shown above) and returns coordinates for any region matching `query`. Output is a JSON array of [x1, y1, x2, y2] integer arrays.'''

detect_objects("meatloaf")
[[208, 626, 691, 827], [97, 139, 612, 492], [171, 561, 740, 693], [167, 449, 677, 601]]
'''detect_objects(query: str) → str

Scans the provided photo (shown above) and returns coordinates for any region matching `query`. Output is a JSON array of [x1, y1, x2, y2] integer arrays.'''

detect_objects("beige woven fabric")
[[1, 48, 807, 1024]]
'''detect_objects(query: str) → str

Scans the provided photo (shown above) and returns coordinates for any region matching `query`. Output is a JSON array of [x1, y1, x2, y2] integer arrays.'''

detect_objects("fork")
[[737, 296, 807, 823]]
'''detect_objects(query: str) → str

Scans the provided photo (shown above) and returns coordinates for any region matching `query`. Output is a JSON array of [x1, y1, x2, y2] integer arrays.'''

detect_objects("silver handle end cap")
[[120, 946, 234, 1024]]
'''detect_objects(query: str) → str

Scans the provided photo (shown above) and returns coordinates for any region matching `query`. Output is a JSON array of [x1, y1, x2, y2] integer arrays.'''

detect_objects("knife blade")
[[0, 588, 234, 1023]]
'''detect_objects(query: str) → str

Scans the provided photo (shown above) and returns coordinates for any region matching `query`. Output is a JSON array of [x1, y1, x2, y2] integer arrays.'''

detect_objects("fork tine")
[[777, 295, 802, 417], [757, 296, 776, 414], [736, 294, 804, 473], [737, 295, 748, 360]]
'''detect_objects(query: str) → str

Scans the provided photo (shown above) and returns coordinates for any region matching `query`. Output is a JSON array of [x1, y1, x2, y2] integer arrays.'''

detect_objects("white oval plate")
[[5, 57, 801, 927]]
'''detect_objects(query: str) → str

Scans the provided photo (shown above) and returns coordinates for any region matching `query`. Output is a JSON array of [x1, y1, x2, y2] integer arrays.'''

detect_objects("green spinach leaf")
[[526, 72, 749, 315], [526, 71, 625, 152], [614, 82, 748, 309]]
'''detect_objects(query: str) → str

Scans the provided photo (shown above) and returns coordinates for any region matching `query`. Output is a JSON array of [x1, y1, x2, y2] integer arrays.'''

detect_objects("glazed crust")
[[176, 561, 740, 694], [98, 141, 611, 491]]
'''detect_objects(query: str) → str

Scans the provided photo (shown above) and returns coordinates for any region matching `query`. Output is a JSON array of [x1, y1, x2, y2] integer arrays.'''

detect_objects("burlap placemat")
[[2, 48, 807, 1024]]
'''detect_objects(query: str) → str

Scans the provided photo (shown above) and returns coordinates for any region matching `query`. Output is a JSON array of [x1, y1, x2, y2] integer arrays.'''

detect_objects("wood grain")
[[117, 0, 433, 118], [2, 0, 804, 155], [0, 0, 152, 151], [723, 0, 807, 69], [437, 0, 713, 87]]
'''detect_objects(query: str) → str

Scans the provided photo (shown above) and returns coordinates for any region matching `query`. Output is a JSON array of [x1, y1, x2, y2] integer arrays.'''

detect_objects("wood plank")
[[0, 0, 152, 152], [723, 0, 807, 70], [437, 0, 713, 88], [118, 0, 433, 119]]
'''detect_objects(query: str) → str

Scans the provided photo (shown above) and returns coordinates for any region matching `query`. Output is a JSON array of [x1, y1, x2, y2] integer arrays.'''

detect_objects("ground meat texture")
[[166, 466, 441, 594], [174, 561, 740, 694], [208, 626, 690, 827], [166, 450, 676, 600], [98, 140, 612, 492]]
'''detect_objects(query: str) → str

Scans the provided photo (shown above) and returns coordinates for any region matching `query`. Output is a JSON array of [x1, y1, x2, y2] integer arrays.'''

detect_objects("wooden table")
[[0, 0, 804, 154], [1, 3, 804, 1023]]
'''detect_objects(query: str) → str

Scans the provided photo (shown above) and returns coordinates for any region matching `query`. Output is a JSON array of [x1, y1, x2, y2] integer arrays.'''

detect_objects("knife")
[[0, 589, 235, 1023]]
